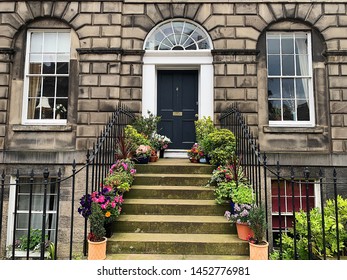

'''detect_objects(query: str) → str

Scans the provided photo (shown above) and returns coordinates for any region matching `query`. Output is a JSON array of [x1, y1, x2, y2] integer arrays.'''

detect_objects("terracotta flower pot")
[[87, 237, 107, 260], [236, 222, 254, 241], [189, 158, 199, 163], [249, 240, 269, 260]]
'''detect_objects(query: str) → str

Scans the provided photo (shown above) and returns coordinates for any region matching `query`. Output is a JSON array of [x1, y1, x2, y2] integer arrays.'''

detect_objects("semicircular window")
[[145, 20, 212, 51]]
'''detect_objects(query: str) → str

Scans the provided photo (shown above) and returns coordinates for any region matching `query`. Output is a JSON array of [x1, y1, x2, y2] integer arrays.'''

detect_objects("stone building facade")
[[0, 0, 347, 258]]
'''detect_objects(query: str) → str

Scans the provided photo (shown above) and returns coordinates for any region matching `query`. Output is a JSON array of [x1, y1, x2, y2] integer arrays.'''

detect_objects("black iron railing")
[[0, 105, 134, 260], [220, 105, 347, 260]]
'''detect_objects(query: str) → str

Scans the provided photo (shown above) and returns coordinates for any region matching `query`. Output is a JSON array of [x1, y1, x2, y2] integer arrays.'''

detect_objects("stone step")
[[125, 185, 215, 200], [122, 199, 229, 216], [114, 214, 236, 234], [107, 233, 249, 255], [133, 173, 211, 186], [135, 160, 215, 174], [107, 253, 249, 260]]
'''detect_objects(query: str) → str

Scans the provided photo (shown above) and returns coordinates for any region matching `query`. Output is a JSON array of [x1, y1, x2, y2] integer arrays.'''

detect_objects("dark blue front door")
[[157, 70, 198, 149]]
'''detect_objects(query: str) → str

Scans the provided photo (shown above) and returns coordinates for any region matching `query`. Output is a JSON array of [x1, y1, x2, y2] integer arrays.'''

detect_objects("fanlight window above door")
[[144, 20, 212, 51]]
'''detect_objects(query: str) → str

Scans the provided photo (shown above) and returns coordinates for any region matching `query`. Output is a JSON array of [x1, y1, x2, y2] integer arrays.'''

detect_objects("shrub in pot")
[[248, 204, 269, 260]]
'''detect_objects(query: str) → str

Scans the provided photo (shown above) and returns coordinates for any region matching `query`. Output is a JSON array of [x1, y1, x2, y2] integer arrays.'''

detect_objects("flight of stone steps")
[[106, 158, 249, 260]]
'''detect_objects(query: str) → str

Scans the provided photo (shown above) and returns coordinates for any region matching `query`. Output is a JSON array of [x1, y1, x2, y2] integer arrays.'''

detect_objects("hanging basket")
[[87, 237, 107, 260]]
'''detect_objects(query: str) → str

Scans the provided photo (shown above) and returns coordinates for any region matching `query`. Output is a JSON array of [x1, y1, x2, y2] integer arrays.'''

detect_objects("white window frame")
[[266, 32, 315, 127], [6, 176, 58, 258], [22, 29, 71, 125]]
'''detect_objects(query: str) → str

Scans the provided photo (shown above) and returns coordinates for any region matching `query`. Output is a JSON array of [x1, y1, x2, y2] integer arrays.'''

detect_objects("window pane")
[[296, 55, 309, 76], [268, 55, 281, 75], [57, 62, 68, 74], [57, 33, 70, 52], [295, 37, 308, 54], [57, 54, 69, 63], [283, 100, 295, 121], [268, 100, 281, 120], [268, 78, 281, 98], [282, 78, 295, 98], [297, 100, 310, 121], [267, 38, 280, 54], [55, 99, 68, 119], [296, 78, 309, 99], [43, 33, 57, 53], [29, 63, 41, 74], [42, 77, 55, 98], [28, 77, 41, 98], [30, 33, 43, 53], [281, 37, 294, 54], [42, 62, 55, 74], [29, 54, 42, 63], [282, 55, 295, 76], [56, 77, 69, 97]]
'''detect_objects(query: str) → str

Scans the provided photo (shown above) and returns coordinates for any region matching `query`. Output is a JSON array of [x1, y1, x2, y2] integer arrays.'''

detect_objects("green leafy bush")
[[194, 116, 215, 144], [132, 110, 161, 138], [124, 125, 151, 152], [270, 195, 347, 260], [202, 129, 236, 165]]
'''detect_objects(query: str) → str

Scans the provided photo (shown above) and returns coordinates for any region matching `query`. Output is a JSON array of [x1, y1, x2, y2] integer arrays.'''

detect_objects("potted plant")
[[187, 143, 203, 163], [151, 133, 172, 158], [134, 144, 151, 164], [149, 147, 158, 162], [87, 203, 107, 260], [78, 186, 124, 259], [224, 203, 254, 241], [248, 204, 269, 260]]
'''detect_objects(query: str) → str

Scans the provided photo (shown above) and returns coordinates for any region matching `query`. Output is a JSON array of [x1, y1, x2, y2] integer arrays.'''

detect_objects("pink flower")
[[121, 162, 128, 171], [130, 169, 136, 175]]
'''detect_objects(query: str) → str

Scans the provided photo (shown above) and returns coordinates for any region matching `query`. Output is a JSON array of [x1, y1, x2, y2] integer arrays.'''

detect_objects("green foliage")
[[132, 110, 161, 138], [270, 195, 347, 260], [231, 183, 255, 205], [202, 129, 236, 165], [16, 229, 48, 251], [47, 242, 55, 260], [104, 172, 134, 189], [124, 125, 151, 152], [194, 116, 215, 144], [214, 181, 235, 204], [89, 202, 106, 242], [249, 204, 267, 243]]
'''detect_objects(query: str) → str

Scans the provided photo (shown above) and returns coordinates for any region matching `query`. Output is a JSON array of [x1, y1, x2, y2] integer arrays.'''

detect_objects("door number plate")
[[172, 111, 183, 116]]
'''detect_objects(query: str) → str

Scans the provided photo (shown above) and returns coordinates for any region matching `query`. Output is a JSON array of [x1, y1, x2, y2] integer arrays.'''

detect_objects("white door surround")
[[142, 51, 214, 158], [142, 50, 214, 119]]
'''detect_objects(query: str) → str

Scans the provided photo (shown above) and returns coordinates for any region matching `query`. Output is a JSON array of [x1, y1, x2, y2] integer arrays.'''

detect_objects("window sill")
[[263, 126, 325, 134], [12, 124, 73, 132]]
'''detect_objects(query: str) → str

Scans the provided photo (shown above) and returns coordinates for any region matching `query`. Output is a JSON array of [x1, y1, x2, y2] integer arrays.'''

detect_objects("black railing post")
[[54, 168, 61, 260], [333, 168, 340, 260], [11, 170, 20, 260], [69, 160, 76, 260], [304, 167, 312, 260], [319, 168, 326, 260], [263, 153, 269, 242], [290, 167, 298, 260], [84, 150, 90, 256], [41, 168, 49, 260], [27, 170, 34, 260], [276, 161, 283, 260]]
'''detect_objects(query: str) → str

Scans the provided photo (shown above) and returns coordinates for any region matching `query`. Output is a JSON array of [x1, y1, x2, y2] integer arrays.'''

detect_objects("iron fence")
[[220, 105, 347, 260], [0, 105, 134, 260]]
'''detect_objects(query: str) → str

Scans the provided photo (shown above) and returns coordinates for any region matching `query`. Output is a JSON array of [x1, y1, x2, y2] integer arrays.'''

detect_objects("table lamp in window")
[[36, 97, 52, 119]]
